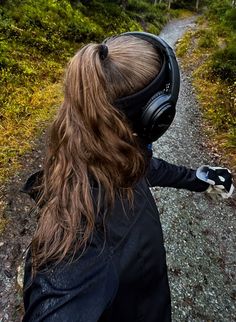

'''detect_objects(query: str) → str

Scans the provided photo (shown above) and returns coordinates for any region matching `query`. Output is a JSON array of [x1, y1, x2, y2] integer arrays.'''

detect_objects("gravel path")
[[153, 17, 236, 322], [0, 17, 235, 322]]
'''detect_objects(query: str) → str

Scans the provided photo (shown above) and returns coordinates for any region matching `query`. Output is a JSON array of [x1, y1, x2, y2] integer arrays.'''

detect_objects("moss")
[[0, 82, 62, 183], [176, 31, 193, 57]]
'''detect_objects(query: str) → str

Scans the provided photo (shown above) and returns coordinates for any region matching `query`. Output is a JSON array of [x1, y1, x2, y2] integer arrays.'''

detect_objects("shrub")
[[210, 42, 236, 82], [126, 0, 151, 12], [176, 31, 193, 57], [79, 1, 142, 36], [224, 8, 236, 30], [198, 29, 217, 48]]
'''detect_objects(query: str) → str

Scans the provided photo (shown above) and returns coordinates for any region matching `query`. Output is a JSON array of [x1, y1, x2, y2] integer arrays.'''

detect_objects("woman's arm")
[[145, 157, 209, 192]]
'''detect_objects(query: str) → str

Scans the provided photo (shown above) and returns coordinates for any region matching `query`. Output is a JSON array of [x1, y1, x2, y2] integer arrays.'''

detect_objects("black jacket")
[[22, 158, 208, 322]]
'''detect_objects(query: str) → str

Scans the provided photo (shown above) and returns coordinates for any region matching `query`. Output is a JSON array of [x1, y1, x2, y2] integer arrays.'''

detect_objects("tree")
[[119, 0, 128, 8], [69, 0, 92, 6], [196, 0, 200, 11]]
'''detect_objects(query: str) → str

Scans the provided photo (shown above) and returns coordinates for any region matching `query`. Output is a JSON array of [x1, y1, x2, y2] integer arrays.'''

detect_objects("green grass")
[[176, 30, 194, 57]]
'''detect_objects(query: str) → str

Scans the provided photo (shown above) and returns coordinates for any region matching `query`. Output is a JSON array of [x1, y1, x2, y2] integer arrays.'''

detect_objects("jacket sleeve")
[[23, 248, 118, 322], [145, 157, 209, 192]]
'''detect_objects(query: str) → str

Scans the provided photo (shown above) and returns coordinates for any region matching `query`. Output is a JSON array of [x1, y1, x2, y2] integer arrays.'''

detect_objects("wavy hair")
[[32, 35, 161, 271]]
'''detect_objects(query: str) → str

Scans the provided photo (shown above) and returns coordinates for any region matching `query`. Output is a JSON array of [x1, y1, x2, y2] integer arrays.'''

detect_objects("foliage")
[[176, 31, 193, 57], [171, 0, 208, 11], [80, 0, 169, 36], [205, 0, 236, 83], [176, 0, 236, 163], [207, 0, 233, 22], [197, 29, 217, 48], [79, 1, 141, 36], [169, 8, 195, 18], [210, 42, 236, 81]]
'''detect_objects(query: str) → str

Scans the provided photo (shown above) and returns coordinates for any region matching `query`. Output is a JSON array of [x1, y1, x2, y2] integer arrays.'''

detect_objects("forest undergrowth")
[[176, 1, 236, 170]]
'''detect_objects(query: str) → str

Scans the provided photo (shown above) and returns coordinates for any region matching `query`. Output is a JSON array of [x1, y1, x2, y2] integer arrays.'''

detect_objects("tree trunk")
[[168, 0, 171, 10], [119, 0, 128, 8], [196, 0, 200, 12]]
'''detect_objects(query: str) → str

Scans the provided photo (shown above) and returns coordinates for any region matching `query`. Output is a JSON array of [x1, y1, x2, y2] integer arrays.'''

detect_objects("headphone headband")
[[113, 32, 180, 142], [114, 32, 180, 111], [114, 54, 167, 121]]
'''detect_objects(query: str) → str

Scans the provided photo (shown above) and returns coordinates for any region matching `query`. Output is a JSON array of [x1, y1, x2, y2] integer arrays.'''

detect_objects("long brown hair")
[[32, 35, 161, 270]]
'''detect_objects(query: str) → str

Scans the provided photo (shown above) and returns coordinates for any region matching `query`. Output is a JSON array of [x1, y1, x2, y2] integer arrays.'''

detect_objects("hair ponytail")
[[32, 35, 161, 272]]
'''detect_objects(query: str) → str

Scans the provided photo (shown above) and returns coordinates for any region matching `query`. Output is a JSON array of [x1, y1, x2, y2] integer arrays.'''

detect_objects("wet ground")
[[0, 17, 235, 322]]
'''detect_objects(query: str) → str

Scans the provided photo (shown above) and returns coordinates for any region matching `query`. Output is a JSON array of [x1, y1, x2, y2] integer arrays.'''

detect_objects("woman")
[[22, 32, 234, 322]]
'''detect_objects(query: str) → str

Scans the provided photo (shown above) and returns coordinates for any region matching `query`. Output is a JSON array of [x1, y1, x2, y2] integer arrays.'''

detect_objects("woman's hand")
[[196, 165, 235, 199]]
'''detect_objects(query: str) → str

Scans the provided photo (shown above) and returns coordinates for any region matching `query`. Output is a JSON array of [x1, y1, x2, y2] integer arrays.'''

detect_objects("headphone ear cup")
[[141, 91, 167, 128], [144, 91, 164, 108], [140, 93, 175, 142]]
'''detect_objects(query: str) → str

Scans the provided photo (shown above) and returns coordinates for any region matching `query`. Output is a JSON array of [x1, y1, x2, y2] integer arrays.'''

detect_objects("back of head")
[[65, 35, 161, 107], [32, 34, 161, 271]]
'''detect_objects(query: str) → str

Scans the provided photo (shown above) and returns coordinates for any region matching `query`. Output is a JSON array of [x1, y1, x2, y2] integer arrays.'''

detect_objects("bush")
[[126, 0, 151, 12], [208, 0, 231, 19], [224, 8, 236, 30], [198, 29, 217, 48], [207, 0, 236, 30], [79, 1, 142, 36], [210, 42, 236, 82], [176, 31, 193, 57]]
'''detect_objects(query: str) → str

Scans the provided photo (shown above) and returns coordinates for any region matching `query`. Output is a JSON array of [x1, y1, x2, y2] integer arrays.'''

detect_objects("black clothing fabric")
[[22, 158, 208, 322]]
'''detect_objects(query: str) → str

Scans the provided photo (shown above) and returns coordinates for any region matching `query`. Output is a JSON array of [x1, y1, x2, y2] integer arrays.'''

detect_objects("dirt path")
[[0, 133, 46, 321], [0, 17, 235, 322]]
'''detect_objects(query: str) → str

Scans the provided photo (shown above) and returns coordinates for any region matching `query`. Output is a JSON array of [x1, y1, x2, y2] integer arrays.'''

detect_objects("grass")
[[176, 30, 194, 57], [176, 19, 236, 169], [0, 38, 66, 183], [0, 82, 63, 182]]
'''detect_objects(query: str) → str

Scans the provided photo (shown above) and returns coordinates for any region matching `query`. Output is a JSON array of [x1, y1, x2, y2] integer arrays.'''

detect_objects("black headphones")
[[113, 31, 180, 142]]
